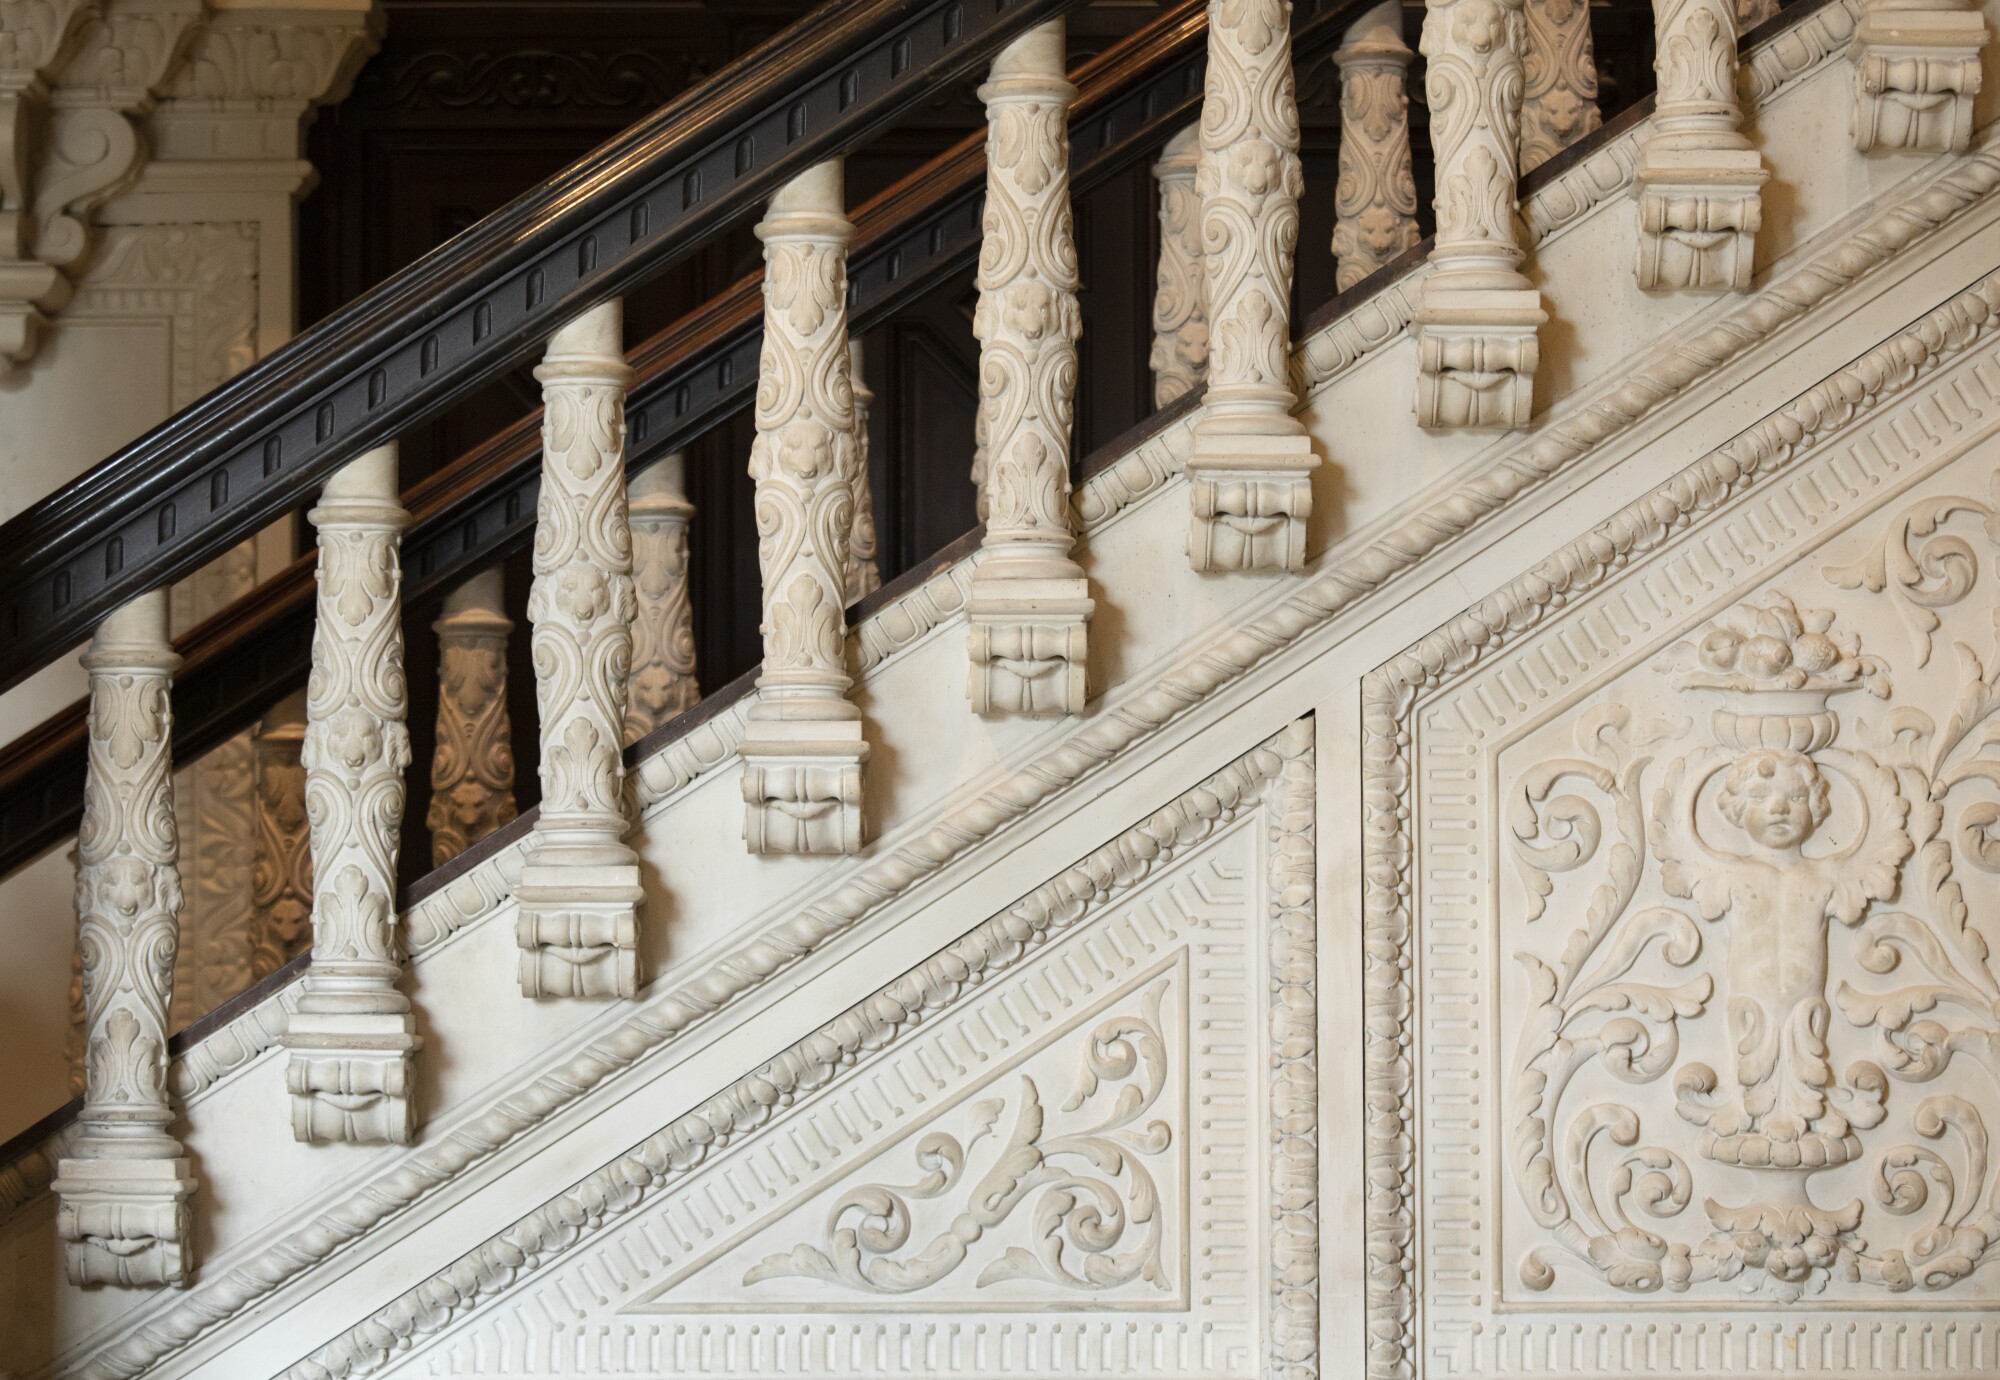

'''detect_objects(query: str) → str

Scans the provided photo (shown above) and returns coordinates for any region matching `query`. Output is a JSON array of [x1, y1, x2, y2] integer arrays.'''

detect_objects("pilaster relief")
[[1635, 0, 1769, 291], [1520, 0, 1603, 169], [282, 443, 419, 1145], [740, 160, 867, 854], [1363, 286, 2000, 1375], [1187, 0, 1318, 572], [1415, 0, 1546, 429], [517, 300, 643, 997], [427, 568, 517, 865], [966, 20, 1093, 718], [1851, 0, 1988, 153], [52, 588, 195, 1288], [1149, 123, 1206, 404], [625, 452, 700, 742], [845, 338, 882, 604], [250, 694, 310, 978], [1330, 2, 1421, 292]]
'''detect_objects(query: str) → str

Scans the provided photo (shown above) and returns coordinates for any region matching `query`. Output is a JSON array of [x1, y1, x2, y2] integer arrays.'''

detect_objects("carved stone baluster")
[[1635, 0, 1769, 292], [1852, 0, 1988, 152], [846, 338, 883, 604], [1520, 0, 1603, 170], [250, 690, 311, 978], [1415, 0, 1546, 429], [1735, 0, 1779, 29], [740, 160, 867, 854], [967, 20, 1093, 718], [1188, 0, 1319, 572], [516, 299, 643, 997], [281, 443, 418, 1145], [626, 452, 701, 743], [1150, 123, 1207, 405], [1331, 3, 1422, 292], [427, 568, 517, 865], [53, 589, 195, 1287]]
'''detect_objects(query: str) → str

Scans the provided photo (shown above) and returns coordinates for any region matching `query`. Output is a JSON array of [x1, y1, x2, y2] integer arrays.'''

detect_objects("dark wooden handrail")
[[0, 0, 1096, 694]]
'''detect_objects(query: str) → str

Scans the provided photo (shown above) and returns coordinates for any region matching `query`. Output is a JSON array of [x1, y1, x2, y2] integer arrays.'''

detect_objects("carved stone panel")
[[1364, 278, 2000, 1376], [348, 724, 1318, 1378]]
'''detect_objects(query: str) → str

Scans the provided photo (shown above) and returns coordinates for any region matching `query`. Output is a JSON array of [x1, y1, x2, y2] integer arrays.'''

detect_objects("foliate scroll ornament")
[[846, 338, 882, 604], [1634, 0, 1769, 292], [517, 299, 643, 996], [1509, 586, 2000, 1300], [1851, 0, 1988, 153], [744, 981, 1174, 1295], [53, 588, 196, 1288], [1187, 0, 1318, 572], [282, 444, 420, 1145], [741, 160, 868, 854], [1520, 0, 1603, 170], [625, 452, 700, 742], [1330, 2, 1421, 292], [1149, 123, 1207, 405], [1415, 0, 1547, 429], [427, 568, 517, 865], [967, 20, 1093, 718], [251, 704, 310, 977]]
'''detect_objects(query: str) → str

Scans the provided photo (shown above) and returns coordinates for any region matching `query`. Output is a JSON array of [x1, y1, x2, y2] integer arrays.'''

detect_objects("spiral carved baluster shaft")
[[1414, 0, 1546, 429], [428, 568, 518, 865], [54, 589, 196, 1287], [516, 300, 645, 997], [282, 444, 418, 1145], [1150, 123, 1208, 406], [626, 451, 701, 743], [740, 159, 868, 856], [967, 19, 1094, 718]]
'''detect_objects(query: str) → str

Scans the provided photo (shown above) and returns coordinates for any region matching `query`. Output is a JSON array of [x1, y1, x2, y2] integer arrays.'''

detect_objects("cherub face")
[[1719, 750, 1830, 852]]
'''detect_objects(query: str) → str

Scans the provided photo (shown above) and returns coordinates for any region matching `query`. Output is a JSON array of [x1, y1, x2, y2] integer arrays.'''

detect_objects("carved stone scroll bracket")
[[1150, 123, 1207, 405], [741, 159, 868, 853], [845, 339, 883, 604], [518, 300, 642, 998], [1635, 0, 1770, 292], [1416, 0, 1545, 429], [1331, 2, 1421, 292], [428, 568, 517, 865], [625, 452, 700, 743], [1188, 0, 1318, 571], [53, 587, 196, 1288], [282, 443, 420, 1145], [967, 20, 1094, 717], [1851, 0, 1988, 153]]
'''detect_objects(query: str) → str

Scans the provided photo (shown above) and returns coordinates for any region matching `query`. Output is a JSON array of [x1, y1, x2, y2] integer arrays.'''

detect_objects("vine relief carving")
[[1504, 516, 2000, 1302]]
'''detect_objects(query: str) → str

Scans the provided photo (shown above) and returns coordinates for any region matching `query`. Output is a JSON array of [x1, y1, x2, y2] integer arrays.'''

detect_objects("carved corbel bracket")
[[1851, 0, 1988, 153]]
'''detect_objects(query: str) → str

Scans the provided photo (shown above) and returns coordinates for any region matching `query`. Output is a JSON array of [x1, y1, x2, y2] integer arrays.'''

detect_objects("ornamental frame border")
[[1358, 270, 2000, 1380]]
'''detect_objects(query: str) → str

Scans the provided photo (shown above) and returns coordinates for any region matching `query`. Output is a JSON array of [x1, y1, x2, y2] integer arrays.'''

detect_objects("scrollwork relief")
[[428, 569, 517, 864], [1331, 3, 1421, 291]]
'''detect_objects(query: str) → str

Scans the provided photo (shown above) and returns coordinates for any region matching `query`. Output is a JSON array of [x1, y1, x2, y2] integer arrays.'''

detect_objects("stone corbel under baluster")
[[1186, 444, 1316, 573], [1852, 0, 1988, 153], [966, 568, 1092, 717], [1633, 151, 1767, 293], [741, 729, 868, 857], [1413, 288, 1545, 431]]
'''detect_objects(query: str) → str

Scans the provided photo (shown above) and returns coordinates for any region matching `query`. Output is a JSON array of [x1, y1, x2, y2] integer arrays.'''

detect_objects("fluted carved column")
[[845, 338, 883, 604], [967, 20, 1093, 718], [1188, 0, 1318, 572], [427, 568, 517, 865], [250, 690, 311, 979], [1852, 0, 1988, 152], [281, 443, 418, 1145], [1415, 0, 1546, 429], [1520, 0, 1603, 169], [1331, 2, 1422, 291], [517, 300, 642, 997], [626, 452, 700, 742], [1635, 0, 1768, 291], [1150, 123, 1208, 405], [53, 589, 195, 1287], [740, 160, 867, 855]]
